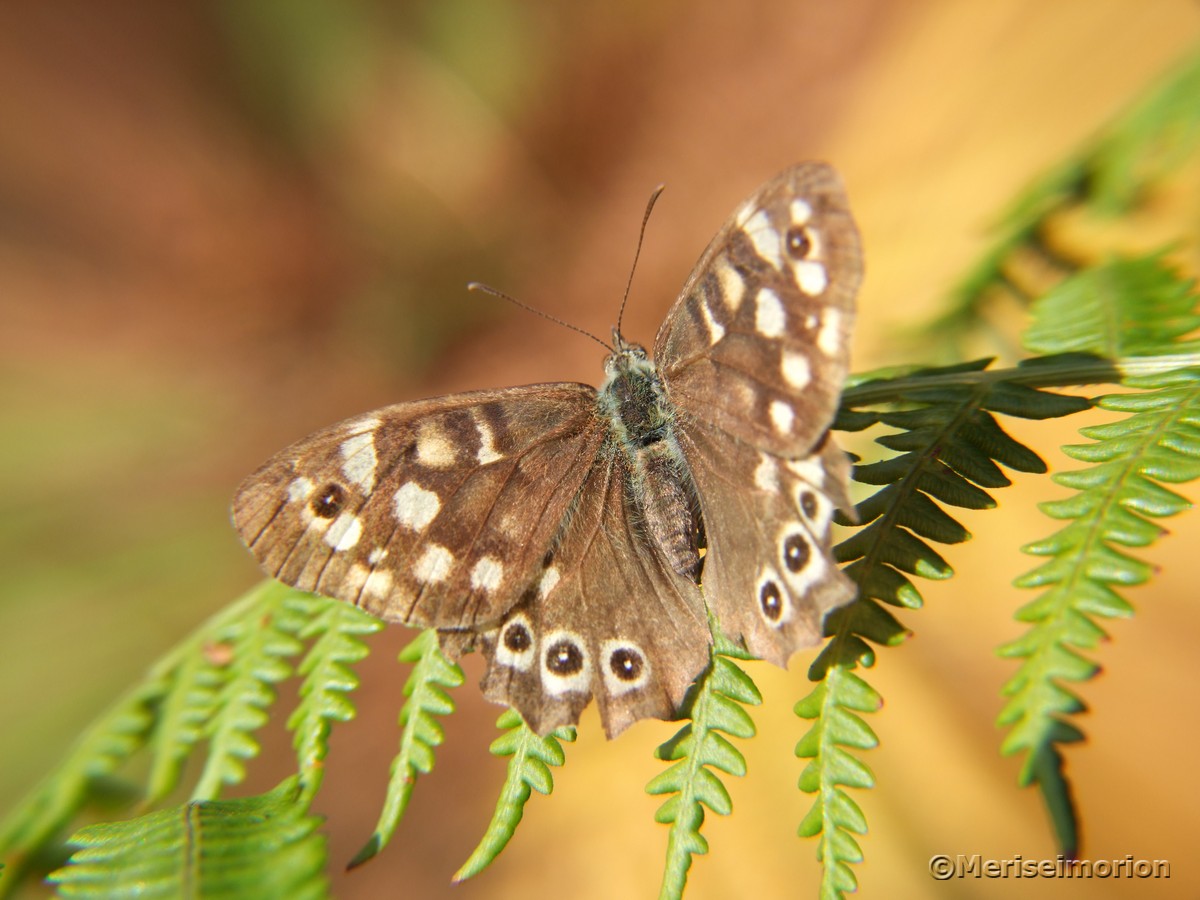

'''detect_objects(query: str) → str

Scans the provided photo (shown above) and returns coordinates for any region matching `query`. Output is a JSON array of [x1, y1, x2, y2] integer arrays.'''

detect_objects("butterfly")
[[233, 163, 862, 738]]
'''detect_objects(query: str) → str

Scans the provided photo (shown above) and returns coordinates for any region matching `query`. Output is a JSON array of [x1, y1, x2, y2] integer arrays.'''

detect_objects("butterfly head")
[[603, 329, 654, 385]]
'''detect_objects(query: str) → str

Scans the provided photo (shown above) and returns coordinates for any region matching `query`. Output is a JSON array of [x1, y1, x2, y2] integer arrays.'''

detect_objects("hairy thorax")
[[598, 336, 703, 580]]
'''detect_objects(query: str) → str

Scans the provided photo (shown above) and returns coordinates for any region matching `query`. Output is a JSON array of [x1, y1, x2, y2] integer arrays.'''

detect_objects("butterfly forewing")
[[233, 384, 605, 630], [655, 163, 861, 457]]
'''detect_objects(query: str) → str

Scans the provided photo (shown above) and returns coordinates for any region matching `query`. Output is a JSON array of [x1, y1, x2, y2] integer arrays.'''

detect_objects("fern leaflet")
[[189, 590, 305, 800], [647, 637, 760, 900], [452, 708, 575, 882], [47, 776, 326, 900], [350, 629, 463, 868], [795, 667, 880, 900], [286, 592, 383, 801]]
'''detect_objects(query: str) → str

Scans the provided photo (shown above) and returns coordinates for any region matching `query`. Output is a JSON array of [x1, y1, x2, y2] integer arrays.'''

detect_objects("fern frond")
[[350, 629, 463, 869], [0, 581, 294, 883], [795, 667, 880, 900], [925, 50, 1200, 352], [1000, 366, 1200, 855], [0, 679, 165, 885], [794, 361, 1089, 895], [47, 776, 326, 900], [452, 709, 575, 882], [647, 639, 761, 900], [285, 593, 383, 800], [143, 645, 224, 805], [189, 591, 306, 801], [1024, 254, 1200, 358]]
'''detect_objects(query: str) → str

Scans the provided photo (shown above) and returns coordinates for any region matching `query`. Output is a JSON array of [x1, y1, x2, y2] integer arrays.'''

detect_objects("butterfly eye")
[[310, 483, 346, 518], [609, 647, 644, 682], [785, 225, 814, 260], [546, 638, 585, 676], [783, 533, 811, 573], [759, 580, 784, 622], [503, 621, 532, 653]]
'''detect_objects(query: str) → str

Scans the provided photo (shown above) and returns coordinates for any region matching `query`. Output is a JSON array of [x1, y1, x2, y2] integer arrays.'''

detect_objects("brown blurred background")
[[2, 2, 1199, 898]]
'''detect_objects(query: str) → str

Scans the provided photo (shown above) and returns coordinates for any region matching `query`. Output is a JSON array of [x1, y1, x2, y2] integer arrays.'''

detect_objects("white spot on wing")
[[717, 263, 745, 310], [413, 544, 454, 583], [363, 567, 394, 598], [781, 351, 812, 389], [793, 260, 828, 296], [754, 455, 778, 491], [367, 547, 388, 566], [323, 513, 363, 551], [755, 288, 786, 338], [789, 198, 813, 225], [340, 432, 377, 491], [698, 301, 725, 344], [470, 556, 504, 592], [770, 400, 795, 434], [287, 477, 315, 503], [416, 423, 456, 468], [818, 309, 842, 356], [345, 415, 381, 435], [746, 211, 783, 269], [538, 565, 560, 598], [734, 199, 756, 228], [393, 481, 441, 530], [475, 416, 503, 464], [786, 456, 826, 487]]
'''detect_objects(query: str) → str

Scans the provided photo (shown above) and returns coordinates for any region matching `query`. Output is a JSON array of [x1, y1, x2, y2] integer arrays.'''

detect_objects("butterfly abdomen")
[[600, 340, 703, 581]]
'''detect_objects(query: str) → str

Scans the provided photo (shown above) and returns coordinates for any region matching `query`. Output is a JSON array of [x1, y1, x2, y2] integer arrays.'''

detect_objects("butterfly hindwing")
[[680, 422, 856, 664], [233, 384, 605, 630], [462, 452, 711, 737]]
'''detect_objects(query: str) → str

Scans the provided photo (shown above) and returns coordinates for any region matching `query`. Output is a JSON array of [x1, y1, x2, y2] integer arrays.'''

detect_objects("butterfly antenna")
[[466, 282, 612, 352], [615, 183, 667, 338]]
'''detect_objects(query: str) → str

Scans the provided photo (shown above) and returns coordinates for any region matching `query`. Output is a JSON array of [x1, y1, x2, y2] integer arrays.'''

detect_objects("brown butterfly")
[[233, 163, 861, 737]]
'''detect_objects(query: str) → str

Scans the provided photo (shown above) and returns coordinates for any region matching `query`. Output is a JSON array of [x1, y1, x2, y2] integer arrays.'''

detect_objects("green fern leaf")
[[1000, 365, 1200, 856], [647, 646, 760, 900], [0, 680, 164, 882], [795, 667, 879, 900], [1024, 255, 1200, 358], [926, 50, 1200, 351], [350, 629, 464, 869], [452, 708, 575, 882], [47, 776, 326, 900], [0, 581, 299, 880], [799, 360, 1089, 895], [189, 589, 305, 801], [285, 592, 383, 800]]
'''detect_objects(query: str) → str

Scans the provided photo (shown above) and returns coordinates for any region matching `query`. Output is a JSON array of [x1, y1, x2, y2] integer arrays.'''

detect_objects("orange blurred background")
[[2, 2, 1198, 898]]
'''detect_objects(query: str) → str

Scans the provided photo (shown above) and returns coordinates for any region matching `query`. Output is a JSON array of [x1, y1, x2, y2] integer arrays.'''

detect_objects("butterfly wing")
[[654, 163, 862, 661], [233, 384, 607, 630], [448, 451, 711, 738]]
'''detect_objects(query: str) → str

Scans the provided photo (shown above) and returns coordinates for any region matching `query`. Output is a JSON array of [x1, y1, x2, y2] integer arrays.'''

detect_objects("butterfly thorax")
[[599, 335, 703, 581]]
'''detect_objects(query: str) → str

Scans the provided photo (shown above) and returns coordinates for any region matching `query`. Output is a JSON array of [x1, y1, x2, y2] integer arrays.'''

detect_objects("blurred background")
[[2, 1, 1199, 898]]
